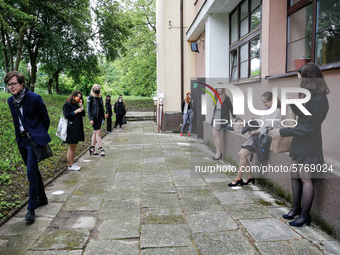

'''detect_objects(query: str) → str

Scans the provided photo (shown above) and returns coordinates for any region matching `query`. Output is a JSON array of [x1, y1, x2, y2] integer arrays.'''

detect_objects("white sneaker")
[[68, 164, 81, 171]]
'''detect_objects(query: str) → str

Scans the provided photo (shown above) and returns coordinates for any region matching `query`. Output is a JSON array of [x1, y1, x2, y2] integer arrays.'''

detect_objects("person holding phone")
[[63, 91, 85, 170]]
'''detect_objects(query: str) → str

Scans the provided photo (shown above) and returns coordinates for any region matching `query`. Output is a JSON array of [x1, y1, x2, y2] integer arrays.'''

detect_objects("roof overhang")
[[186, 0, 241, 41]]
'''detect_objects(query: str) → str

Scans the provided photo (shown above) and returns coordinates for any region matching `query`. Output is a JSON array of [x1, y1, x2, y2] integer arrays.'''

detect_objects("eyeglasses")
[[6, 82, 20, 87]]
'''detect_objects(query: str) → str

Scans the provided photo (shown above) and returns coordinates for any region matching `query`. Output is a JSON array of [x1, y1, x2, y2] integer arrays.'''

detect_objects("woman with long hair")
[[180, 92, 193, 136], [269, 63, 330, 227], [210, 86, 235, 160], [228, 92, 281, 186], [87, 84, 105, 156], [63, 91, 85, 170]]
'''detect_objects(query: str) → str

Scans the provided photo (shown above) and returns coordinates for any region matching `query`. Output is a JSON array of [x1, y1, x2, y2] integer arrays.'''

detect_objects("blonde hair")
[[213, 86, 226, 105], [90, 84, 102, 98]]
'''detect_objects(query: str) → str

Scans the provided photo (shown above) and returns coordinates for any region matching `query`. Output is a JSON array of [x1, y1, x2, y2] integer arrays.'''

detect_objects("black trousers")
[[18, 136, 47, 210], [115, 114, 123, 128], [107, 117, 112, 131]]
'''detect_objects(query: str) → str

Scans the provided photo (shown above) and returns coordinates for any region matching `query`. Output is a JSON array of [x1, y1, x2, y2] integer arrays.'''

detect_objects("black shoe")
[[289, 215, 311, 227], [212, 154, 222, 160], [282, 208, 301, 220], [25, 209, 35, 223], [228, 179, 243, 187], [37, 198, 48, 207], [242, 178, 255, 185]]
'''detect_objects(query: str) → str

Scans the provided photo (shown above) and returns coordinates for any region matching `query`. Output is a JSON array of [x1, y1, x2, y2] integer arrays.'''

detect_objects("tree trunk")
[[5, 30, 14, 71], [47, 78, 53, 94], [0, 26, 9, 73], [15, 28, 25, 71], [29, 54, 38, 92], [55, 70, 61, 94]]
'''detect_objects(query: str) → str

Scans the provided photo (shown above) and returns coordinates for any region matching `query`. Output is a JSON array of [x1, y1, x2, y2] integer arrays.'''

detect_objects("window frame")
[[229, 0, 262, 83], [286, 0, 340, 72]]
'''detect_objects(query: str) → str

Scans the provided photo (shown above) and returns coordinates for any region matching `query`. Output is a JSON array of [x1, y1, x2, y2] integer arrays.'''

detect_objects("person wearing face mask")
[[87, 84, 105, 156], [63, 91, 85, 170], [114, 95, 126, 129], [105, 95, 113, 133]]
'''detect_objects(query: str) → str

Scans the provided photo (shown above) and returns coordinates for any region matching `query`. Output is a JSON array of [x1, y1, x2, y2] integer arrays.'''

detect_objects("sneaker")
[[68, 164, 81, 171], [188, 132, 191, 137], [180, 132, 183, 136], [25, 209, 35, 223]]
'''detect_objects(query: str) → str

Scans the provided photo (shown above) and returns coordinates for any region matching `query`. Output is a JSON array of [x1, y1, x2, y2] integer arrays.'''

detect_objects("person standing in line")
[[5, 71, 50, 223], [63, 91, 85, 170], [105, 95, 113, 133], [180, 92, 193, 137], [114, 95, 126, 129], [269, 63, 330, 227], [211, 86, 235, 160], [87, 84, 105, 156], [228, 92, 281, 187]]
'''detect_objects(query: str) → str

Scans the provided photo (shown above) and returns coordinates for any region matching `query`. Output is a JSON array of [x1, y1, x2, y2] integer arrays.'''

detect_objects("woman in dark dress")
[[63, 91, 85, 171], [114, 95, 126, 129], [269, 63, 330, 227], [105, 95, 113, 133], [87, 84, 105, 156]]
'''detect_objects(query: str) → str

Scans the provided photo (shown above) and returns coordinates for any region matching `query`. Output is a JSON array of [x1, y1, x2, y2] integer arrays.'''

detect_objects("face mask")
[[108, 99, 111, 102], [119, 100, 122, 103], [73, 96, 80, 103], [94, 89, 100, 94]]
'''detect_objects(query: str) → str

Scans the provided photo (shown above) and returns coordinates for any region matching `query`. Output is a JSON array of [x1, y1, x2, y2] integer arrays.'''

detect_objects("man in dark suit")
[[5, 71, 51, 223]]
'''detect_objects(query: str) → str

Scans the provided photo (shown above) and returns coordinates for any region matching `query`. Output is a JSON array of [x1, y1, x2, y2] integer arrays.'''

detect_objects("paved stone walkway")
[[0, 121, 339, 254]]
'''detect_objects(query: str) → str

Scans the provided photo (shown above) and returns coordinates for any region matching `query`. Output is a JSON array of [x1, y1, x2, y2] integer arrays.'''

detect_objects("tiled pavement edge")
[[0, 121, 339, 254]]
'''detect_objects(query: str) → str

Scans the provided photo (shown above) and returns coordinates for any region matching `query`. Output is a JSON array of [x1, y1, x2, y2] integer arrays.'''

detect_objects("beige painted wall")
[[195, 0, 206, 14], [156, 0, 195, 112]]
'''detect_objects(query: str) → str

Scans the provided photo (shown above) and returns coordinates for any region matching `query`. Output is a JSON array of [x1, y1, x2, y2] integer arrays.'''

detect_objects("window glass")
[[287, 37, 312, 71], [251, 36, 260, 58], [231, 11, 238, 43], [241, 0, 248, 20], [251, 6, 261, 30], [240, 62, 248, 78], [240, 18, 249, 37], [289, 0, 301, 7], [240, 44, 248, 62], [251, 58, 260, 76], [251, 0, 261, 11], [230, 50, 238, 80], [287, 4, 313, 43]]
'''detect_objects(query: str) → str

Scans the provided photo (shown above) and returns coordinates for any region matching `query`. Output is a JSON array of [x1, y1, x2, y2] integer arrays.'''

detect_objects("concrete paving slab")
[[142, 193, 181, 208], [179, 197, 224, 213], [83, 240, 139, 255], [98, 217, 140, 239], [316, 240, 340, 255], [0, 235, 40, 255], [186, 211, 238, 233], [214, 191, 254, 204], [140, 247, 198, 255], [173, 177, 207, 187], [292, 224, 334, 242], [140, 224, 192, 248], [104, 188, 141, 202], [193, 230, 257, 255], [224, 204, 272, 219], [141, 208, 185, 224], [142, 174, 173, 183], [176, 186, 214, 199], [240, 218, 301, 241], [31, 229, 90, 250], [289, 239, 323, 254], [0, 217, 52, 236], [64, 195, 104, 211], [26, 251, 83, 255], [267, 207, 291, 219], [255, 241, 294, 255], [141, 182, 177, 193], [99, 201, 140, 220], [206, 182, 238, 192]]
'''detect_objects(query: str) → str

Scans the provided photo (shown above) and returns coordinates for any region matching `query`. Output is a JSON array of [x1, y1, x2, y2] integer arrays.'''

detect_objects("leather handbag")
[[16, 107, 53, 162], [270, 106, 296, 153]]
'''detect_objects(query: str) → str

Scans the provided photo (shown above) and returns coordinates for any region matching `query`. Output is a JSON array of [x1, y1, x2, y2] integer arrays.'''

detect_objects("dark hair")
[[261, 91, 281, 109], [4, 71, 25, 85], [119, 94, 123, 97], [66, 91, 83, 103], [106, 95, 111, 102], [298, 62, 330, 97]]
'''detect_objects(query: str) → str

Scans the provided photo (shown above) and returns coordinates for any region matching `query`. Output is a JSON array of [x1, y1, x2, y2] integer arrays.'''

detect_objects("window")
[[229, 0, 262, 82], [287, 0, 340, 71]]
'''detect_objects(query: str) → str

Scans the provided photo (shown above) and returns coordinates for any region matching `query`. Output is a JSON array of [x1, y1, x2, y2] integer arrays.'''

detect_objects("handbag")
[[56, 115, 68, 141], [122, 117, 127, 125], [16, 107, 53, 162], [269, 106, 296, 153]]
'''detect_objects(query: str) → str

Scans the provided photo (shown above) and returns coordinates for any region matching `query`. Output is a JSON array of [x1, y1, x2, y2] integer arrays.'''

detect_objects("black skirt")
[[92, 117, 103, 130]]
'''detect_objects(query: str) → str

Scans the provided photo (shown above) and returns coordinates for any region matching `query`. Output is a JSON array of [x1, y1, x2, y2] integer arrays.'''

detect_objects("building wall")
[[195, 0, 206, 13]]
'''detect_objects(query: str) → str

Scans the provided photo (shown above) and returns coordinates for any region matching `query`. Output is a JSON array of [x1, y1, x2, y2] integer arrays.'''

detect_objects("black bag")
[[122, 117, 127, 125], [16, 107, 53, 163]]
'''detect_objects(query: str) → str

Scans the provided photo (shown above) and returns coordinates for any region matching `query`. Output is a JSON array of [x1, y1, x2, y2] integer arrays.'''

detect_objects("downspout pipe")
[[180, 0, 184, 102]]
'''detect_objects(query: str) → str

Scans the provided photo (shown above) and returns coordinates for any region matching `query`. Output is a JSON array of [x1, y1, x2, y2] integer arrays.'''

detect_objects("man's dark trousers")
[[18, 136, 47, 210]]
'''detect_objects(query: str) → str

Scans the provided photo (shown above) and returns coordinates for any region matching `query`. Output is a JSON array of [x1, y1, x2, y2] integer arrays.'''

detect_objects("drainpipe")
[[180, 0, 184, 102]]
